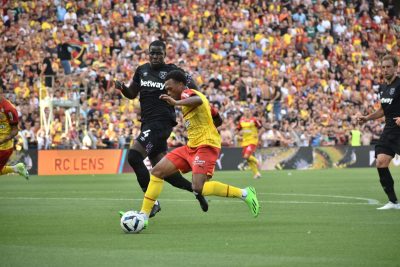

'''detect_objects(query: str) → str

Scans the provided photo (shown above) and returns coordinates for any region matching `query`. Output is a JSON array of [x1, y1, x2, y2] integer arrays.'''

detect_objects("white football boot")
[[376, 202, 400, 210]]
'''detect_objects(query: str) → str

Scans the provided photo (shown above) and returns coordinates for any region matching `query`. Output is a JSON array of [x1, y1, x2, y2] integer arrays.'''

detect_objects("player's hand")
[[356, 115, 368, 124], [114, 79, 124, 90], [394, 117, 400, 127], [160, 94, 177, 106]]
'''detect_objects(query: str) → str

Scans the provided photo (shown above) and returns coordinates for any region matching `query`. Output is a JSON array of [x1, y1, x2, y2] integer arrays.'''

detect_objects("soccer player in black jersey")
[[114, 40, 208, 216], [357, 54, 400, 210]]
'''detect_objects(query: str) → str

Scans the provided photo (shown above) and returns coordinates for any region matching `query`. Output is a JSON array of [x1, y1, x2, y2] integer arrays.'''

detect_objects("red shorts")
[[242, 144, 257, 157], [166, 145, 220, 176], [0, 148, 13, 170]]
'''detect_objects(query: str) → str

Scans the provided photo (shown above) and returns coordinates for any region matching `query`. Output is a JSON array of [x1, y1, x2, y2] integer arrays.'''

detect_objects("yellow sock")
[[247, 156, 259, 175], [202, 181, 243, 198], [1, 166, 14, 175], [248, 161, 258, 175], [248, 155, 258, 165], [140, 175, 164, 216]]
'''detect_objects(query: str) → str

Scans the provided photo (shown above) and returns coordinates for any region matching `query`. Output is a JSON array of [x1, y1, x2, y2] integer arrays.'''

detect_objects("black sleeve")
[[132, 65, 141, 85]]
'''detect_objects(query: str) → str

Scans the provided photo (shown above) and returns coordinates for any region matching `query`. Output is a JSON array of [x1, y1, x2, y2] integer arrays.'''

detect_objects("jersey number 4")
[[142, 129, 151, 138], [139, 129, 151, 142]]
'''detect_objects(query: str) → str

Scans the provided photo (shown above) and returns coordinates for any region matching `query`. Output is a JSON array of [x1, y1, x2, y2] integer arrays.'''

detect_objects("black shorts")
[[375, 128, 400, 158], [136, 122, 173, 158]]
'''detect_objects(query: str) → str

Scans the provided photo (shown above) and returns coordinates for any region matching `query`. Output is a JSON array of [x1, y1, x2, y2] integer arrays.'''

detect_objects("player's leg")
[[125, 134, 165, 218], [127, 142, 149, 192], [376, 151, 399, 210], [0, 151, 10, 175], [149, 152, 192, 192], [237, 146, 248, 171], [198, 175, 260, 217], [149, 124, 209, 212], [149, 152, 208, 212], [148, 124, 195, 193], [191, 146, 260, 217], [375, 132, 400, 210], [0, 149, 29, 179], [140, 156, 179, 218], [244, 145, 261, 179]]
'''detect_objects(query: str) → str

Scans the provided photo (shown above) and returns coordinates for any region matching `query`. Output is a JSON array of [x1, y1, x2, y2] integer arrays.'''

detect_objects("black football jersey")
[[378, 76, 400, 129], [132, 63, 195, 126]]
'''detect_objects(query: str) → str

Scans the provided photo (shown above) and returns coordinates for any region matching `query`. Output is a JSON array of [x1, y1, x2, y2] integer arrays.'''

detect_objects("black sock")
[[377, 168, 398, 203], [164, 172, 193, 192], [128, 150, 150, 192]]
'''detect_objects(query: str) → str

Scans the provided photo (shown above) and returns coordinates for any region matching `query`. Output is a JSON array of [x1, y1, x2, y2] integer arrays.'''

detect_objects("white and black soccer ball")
[[120, 211, 145, 234]]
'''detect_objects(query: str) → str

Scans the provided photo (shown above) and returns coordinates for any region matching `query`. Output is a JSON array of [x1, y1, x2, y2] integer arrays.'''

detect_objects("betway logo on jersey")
[[381, 98, 393, 104], [141, 79, 165, 90]]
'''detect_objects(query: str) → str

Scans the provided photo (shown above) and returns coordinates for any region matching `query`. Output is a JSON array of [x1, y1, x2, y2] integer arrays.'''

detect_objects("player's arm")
[[114, 80, 140, 99], [357, 106, 384, 124], [394, 117, 400, 127], [114, 67, 142, 99], [160, 94, 202, 107], [160, 89, 203, 108]]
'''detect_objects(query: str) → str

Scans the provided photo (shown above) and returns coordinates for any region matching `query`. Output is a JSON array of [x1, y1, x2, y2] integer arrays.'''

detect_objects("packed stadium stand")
[[1, 0, 399, 150]]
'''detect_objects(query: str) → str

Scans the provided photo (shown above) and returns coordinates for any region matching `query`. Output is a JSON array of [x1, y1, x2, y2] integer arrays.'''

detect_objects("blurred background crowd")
[[1, 0, 399, 150]]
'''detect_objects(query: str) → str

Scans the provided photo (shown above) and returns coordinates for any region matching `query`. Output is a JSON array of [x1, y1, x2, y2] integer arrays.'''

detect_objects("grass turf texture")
[[0, 168, 399, 267]]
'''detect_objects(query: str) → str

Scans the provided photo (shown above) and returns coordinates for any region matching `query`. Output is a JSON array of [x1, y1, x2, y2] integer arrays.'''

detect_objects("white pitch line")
[[0, 196, 379, 206], [262, 201, 374, 205], [0, 192, 379, 204], [261, 193, 380, 205]]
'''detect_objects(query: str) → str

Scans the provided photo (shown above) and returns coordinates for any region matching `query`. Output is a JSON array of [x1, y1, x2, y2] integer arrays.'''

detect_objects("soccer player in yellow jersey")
[[0, 88, 29, 179], [237, 107, 262, 179], [138, 70, 260, 228]]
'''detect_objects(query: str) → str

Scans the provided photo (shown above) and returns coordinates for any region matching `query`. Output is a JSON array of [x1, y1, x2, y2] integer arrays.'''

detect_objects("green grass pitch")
[[1, 168, 400, 267]]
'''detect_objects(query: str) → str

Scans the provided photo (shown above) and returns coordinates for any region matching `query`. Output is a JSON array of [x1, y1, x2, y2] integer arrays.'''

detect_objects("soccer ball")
[[120, 211, 146, 234]]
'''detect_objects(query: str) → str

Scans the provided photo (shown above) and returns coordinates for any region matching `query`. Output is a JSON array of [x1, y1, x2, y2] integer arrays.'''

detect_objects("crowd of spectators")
[[1, 0, 399, 150]]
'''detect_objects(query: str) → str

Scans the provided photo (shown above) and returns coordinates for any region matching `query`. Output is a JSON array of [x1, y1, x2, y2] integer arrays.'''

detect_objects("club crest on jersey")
[[143, 72, 148, 77], [390, 88, 395, 95], [159, 71, 167, 79]]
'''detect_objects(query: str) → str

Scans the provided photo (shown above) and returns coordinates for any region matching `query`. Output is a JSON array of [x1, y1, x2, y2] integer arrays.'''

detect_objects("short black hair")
[[382, 54, 398, 67], [165, 70, 187, 84], [149, 40, 166, 50]]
